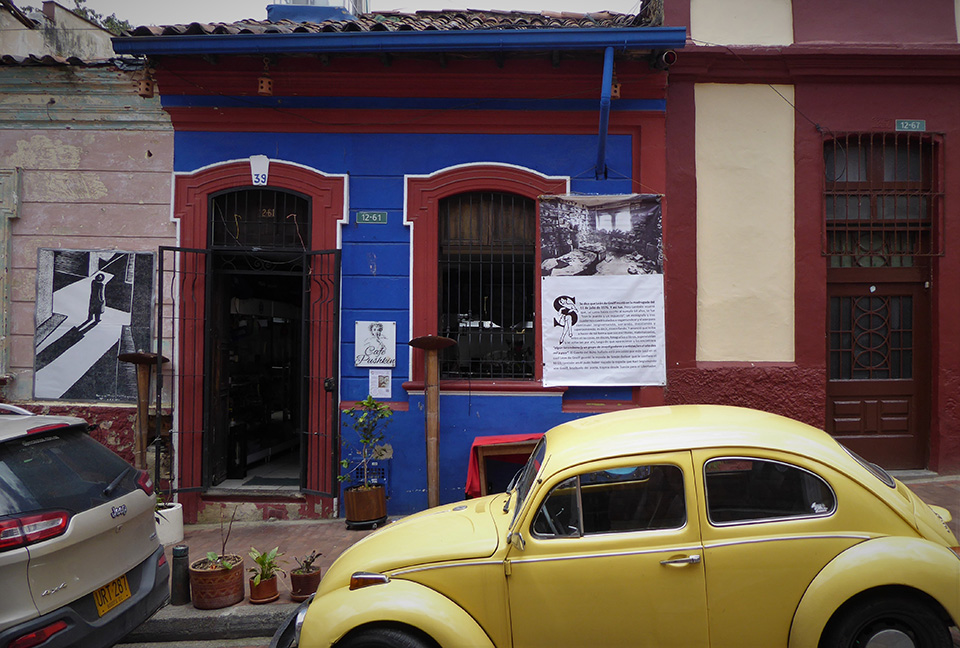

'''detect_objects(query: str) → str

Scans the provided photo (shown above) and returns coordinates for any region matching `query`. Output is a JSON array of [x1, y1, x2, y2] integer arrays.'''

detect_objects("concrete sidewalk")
[[121, 473, 960, 645], [122, 518, 378, 644]]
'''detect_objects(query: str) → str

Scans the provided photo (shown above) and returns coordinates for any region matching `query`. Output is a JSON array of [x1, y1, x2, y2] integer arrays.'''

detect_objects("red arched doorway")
[[161, 159, 345, 521]]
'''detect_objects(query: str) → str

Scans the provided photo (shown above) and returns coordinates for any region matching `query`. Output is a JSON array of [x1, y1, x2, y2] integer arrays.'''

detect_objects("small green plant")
[[291, 550, 322, 575], [340, 395, 393, 489], [248, 546, 286, 585]]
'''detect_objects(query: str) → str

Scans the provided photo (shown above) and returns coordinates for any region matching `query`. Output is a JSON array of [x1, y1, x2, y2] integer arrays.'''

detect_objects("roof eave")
[[111, 26, 687, 57]]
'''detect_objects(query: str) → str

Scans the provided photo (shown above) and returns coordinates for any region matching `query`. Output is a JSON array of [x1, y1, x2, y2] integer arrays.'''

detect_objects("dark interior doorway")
[[208, 259, 304, 489]]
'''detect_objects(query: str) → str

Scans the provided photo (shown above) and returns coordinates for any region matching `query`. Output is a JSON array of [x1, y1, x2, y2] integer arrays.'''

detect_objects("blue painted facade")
[[173, 122, 641, 512]]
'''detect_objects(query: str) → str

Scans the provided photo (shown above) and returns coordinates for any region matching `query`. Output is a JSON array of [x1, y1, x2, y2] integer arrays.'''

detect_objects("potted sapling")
[[340, 395, 392, 529], [289, 550, 323, 602]]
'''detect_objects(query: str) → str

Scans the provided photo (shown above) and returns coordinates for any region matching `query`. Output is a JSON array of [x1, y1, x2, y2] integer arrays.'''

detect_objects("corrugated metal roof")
[[124, 8, 660, 39]]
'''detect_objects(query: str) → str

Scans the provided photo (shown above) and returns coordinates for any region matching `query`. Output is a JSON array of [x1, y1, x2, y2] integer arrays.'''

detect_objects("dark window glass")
[[0, 429, 136, 516], [823, 133, 941, 266], [438, 192, 535, 380], [209, 188, 310, 250], [532, 464, 686, 538], [704, 458, 836, 525]]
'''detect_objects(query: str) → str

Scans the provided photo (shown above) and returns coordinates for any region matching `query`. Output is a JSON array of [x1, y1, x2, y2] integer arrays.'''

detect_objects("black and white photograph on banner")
[[33, 249, 155, 401], [540, 195, 665, 387]]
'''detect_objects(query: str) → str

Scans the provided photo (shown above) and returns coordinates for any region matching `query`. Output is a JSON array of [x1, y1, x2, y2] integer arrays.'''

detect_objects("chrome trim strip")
[[509, 545, 704, 566], [703, 533, 872, 550], [391, 560, 502, 577]]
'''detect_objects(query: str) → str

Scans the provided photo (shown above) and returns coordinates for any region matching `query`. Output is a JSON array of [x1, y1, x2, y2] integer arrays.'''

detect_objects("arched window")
[[209, 188, 310, 250], [405, 164, 568, 384], [438, 191, 535, 379]]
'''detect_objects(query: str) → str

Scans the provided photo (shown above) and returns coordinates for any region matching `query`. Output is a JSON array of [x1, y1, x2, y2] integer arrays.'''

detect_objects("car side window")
[[532, 464, 685, 538], [704, 457, 836, 525]]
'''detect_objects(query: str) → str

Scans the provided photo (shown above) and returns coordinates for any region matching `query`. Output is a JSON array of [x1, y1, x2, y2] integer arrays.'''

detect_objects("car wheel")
[[340, 627, 432, 648], [822, 596, 952, 648]]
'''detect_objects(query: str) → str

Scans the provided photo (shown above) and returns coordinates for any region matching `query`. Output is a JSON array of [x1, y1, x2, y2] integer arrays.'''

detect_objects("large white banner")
[[540, 195, 665, 387]]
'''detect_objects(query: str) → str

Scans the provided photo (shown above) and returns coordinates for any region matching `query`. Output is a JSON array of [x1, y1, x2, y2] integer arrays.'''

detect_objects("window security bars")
[[438, 192, 536, 380], [823, 133, 943, 266], [829, 295, 913, 381], [210, 188, 310, 250]]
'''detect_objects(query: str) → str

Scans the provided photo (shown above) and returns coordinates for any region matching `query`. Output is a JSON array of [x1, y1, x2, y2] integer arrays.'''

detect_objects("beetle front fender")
[[299, 577, 497, 648], [789, 536, 960, 648]]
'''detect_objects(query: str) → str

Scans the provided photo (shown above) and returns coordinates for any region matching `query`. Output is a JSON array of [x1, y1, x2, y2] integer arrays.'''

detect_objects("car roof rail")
[[0, 404, 34, 416]]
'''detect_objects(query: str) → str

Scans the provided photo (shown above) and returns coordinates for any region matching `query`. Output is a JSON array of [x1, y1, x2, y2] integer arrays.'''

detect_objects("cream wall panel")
[[690, 0, 794, 46], [695, 84, 795, 362]]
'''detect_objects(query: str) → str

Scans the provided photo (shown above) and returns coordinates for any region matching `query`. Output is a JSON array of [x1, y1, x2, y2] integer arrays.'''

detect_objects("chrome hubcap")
[[863, 629, 915, 648]]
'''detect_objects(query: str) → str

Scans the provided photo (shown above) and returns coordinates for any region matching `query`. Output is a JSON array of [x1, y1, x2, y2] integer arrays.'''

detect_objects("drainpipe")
[[595, 46, 614, 180]]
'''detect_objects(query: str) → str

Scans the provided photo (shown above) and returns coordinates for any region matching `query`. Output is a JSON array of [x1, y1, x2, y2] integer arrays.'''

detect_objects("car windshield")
[[509, 437, 546, 525], [0, 428, 139, 516]]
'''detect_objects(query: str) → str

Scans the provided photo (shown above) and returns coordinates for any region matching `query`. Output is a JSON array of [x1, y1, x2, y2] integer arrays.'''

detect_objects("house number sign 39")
[[250, 154, 270, 186]]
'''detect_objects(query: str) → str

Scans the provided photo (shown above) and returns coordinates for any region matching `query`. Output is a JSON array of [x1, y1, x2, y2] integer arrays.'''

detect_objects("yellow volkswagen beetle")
[[272, 405, 960, 648]]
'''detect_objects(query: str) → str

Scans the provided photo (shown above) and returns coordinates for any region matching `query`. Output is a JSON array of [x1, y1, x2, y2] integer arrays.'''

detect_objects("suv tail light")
[[25, 422, 69, 435], [0, 511, 70, 552], [9, 620, 68, 648], [136, 470, 154, 497]]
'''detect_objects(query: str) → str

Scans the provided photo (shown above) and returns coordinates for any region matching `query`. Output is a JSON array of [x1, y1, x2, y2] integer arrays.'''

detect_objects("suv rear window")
[[0, 428, 139, 516]]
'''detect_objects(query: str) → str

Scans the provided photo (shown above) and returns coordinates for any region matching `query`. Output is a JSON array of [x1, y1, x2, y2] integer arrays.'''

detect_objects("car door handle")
[[660, 554, 701, 567]]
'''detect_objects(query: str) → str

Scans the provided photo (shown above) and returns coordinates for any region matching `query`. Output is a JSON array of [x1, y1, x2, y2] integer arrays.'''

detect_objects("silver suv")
[[0, 405, 169, 648]]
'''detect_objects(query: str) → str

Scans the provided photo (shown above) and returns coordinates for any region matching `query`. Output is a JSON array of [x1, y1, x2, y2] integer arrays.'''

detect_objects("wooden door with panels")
[[823, 132, 941, 469]]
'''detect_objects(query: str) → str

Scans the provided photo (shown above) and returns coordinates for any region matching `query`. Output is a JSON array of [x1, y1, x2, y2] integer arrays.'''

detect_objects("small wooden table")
[[465, 433, 542, 497]]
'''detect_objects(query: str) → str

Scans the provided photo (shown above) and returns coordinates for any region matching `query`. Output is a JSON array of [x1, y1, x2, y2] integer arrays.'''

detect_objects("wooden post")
[[119, 352, 168, 470], [408, 335, 456, 508]]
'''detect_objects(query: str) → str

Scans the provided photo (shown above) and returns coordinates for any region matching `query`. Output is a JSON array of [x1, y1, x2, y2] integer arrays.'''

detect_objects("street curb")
[[124, 601, 299, 642]]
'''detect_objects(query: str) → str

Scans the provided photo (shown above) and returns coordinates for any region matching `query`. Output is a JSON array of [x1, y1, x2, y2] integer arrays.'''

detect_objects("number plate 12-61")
[[93, 574, 131, 617]]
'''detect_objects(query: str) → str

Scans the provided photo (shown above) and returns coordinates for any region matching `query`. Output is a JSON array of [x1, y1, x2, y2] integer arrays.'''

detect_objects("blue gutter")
[[113, 27, 686, 56], [596, 46, 614, 179]]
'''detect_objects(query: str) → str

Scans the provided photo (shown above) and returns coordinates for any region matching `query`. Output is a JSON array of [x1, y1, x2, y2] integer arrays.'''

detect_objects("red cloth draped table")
[[465, 433, 543, 498]]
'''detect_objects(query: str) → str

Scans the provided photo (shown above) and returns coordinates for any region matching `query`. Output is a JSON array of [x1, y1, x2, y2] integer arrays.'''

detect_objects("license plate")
[[93, 574, 131, 617]]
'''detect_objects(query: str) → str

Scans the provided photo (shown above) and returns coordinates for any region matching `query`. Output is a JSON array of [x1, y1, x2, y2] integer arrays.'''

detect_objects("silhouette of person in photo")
[[554, 295, 579, 344], [81, 273, 106, 329]]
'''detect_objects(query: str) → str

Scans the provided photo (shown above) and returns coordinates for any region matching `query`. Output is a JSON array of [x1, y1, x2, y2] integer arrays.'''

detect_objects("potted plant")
[[188, 506, 245, 609], [154, 493, 183, 545], [248, 546, 286, 604], [340, 395, 392, 529], [289, 550, 322, 602]]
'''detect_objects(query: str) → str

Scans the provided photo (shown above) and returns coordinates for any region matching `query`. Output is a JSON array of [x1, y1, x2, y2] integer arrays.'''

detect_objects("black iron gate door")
[[156, 246, 340, 496], [156, 246, 209, 494], [301, 250, 340, 496]]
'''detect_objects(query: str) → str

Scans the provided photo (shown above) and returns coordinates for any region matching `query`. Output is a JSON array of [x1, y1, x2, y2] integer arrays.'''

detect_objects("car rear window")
[[0, 428, 139, 516]]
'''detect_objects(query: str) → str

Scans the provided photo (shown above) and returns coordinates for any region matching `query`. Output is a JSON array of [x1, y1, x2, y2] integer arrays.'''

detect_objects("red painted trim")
[[339, 400, 410, 412], [164, 108, 661, 134], [172, 161, 346, 512], [664, 81, 698, 369], [154, 56, 666, 99], [793, 0, 956, 45], [405, 164, 567, 383], [401, 380, 565, 393], [669, 46, 960, 85]]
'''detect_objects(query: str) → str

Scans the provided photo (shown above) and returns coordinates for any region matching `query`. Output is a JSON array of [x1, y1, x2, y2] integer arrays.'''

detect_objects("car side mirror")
[[508, 531, 526, 551]]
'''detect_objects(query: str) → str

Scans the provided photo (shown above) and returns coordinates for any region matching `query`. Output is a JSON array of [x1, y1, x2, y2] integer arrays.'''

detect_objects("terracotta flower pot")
[[249, 575, 280, 604], [290, 568, 322, 602], [188, 554, 244, 609], [343, 484, 387, 529]]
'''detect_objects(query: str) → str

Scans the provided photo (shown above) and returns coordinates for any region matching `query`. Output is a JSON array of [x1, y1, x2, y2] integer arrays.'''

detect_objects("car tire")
[[822, 595, 952, 648], [340, 627, 432, 648]]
